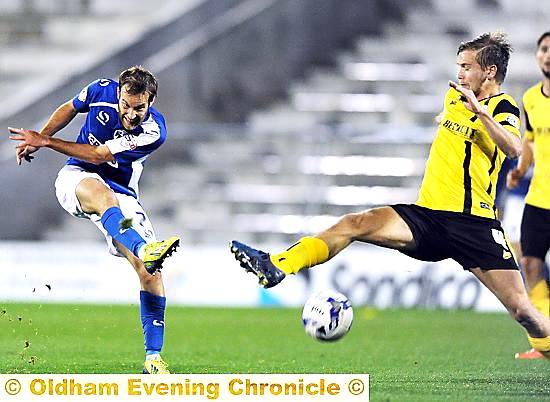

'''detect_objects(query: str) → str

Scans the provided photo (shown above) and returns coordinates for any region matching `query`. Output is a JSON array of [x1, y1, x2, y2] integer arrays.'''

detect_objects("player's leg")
[[514, 257, 550, 359], [519, 204, 550, 317], [115, 241, 169, 373], [76, 177, 179, 274], [110, 195, 172, 373], [230, 206, 414, 288], [516, 204, 550, 358], [55, 166, 173, 372], [520, 257, 550, 319], [470, 268, 550, 359], [76, 177, 147, 254]]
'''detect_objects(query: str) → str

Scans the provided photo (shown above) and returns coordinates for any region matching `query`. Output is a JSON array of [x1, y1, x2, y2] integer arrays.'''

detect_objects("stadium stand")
[[2, 0, 550, 246]]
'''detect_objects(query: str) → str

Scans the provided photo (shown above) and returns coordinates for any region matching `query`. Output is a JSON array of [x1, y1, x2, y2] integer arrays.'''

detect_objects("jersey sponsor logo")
[[442, 119, 477, 139], [96, 110, 110, 126], [88, 133, 118, 168], [88, 133, 101, 146]]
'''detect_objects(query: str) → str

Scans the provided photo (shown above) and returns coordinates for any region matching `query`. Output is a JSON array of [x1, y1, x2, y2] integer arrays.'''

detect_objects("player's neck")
[[477, 85, 501, 100], [541, 79, 550, 97], [476, 81, 501, 100]]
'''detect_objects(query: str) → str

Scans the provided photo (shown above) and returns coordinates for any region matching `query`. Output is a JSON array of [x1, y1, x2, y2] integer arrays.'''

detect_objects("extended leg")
[[471, 268, 550, 359], [230, 206, 414, 288]]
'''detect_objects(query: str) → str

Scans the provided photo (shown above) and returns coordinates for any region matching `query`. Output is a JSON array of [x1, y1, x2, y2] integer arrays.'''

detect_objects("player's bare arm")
[[449, 80, 522, 159], [507, 137, 534, 189], [40, 100, 78, 137], [14, 100, 78, 165], [9, 127, 115, 165]]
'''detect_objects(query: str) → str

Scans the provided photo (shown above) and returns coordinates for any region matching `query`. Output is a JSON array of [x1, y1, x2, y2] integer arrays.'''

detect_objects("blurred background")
[[1, 0, 549, 308]]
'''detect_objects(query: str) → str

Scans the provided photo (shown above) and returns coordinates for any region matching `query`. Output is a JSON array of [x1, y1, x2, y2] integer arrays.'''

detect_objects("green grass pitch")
[[1, 303, 548, 401]]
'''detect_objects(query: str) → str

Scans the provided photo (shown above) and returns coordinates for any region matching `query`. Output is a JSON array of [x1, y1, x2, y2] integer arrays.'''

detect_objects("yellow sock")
[[528, 335, 550, 360], [270, 237, 329, 275], [528, 280, 550, 318]]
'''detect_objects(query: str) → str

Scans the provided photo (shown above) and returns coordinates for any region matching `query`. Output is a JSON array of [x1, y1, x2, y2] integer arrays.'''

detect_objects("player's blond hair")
[[457, 32, 512, 84]]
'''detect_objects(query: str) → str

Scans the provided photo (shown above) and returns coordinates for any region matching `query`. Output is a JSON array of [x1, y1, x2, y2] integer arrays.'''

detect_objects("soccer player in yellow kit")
[[507, 31, 550, 360], [231, 32, 550, 359]]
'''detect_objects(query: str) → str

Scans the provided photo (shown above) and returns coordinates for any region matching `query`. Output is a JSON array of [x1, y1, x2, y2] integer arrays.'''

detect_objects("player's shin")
[[140, 290, 166, 355], [271, 237, 329, 275], [101, 207, 146, 256]]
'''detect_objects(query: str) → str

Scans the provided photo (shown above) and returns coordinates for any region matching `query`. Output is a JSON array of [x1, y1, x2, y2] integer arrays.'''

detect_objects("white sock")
[[138, 244, 146, 260], [146, 353, 160, 361]]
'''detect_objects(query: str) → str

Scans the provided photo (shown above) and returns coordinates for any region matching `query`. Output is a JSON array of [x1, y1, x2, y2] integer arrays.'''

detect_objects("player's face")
[[456, 50, 489, 97], [536, 36, 550, 79], [118, 85, 151, 130]]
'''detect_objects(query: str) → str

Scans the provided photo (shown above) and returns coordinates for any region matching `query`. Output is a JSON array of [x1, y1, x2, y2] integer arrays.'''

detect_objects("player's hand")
[[9, 127, 46, 165], [506, 168, 523, 189], [16, 145, 38, 165], [449, 81, 484, 115]]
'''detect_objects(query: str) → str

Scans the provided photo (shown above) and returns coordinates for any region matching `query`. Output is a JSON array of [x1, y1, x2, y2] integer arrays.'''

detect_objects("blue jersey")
[[67, 78, 166, 198]]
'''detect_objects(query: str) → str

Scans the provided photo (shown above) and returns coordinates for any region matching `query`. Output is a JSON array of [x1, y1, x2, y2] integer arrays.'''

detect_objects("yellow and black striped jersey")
[[416, 87, 520, 218], [523, 82, 550, 210]]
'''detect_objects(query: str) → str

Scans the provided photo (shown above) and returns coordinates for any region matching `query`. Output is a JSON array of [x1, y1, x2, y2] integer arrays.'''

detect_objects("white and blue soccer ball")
[[302, 290, 353, 341]]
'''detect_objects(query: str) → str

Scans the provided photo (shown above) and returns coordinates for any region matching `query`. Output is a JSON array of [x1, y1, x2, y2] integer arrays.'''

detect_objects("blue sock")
[[101, 207, 146, 257], [140, 290, 166, 354]]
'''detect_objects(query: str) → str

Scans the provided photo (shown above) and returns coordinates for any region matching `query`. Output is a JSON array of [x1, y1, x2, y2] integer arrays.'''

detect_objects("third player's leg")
[[317, 206, 416, 259], [521, 256, 547, 291]]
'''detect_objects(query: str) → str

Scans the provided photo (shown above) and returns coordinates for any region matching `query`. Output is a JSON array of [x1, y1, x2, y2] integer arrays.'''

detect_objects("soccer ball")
[[302, 290, 353, 341]]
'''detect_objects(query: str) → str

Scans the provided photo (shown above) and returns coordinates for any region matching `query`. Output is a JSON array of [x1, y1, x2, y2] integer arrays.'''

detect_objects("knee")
[[140, 271, 162, 288], [340, 211, 373, 234], [520, 256, 544, 273]]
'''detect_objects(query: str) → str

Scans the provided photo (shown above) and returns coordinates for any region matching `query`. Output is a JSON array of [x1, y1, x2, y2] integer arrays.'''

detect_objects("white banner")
[[0, 374, 369, 401], [0, 241, 506, 311]]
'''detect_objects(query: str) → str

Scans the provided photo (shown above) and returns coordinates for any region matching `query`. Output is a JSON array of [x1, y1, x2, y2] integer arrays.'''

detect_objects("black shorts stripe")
[[463, 141, 472, 214]]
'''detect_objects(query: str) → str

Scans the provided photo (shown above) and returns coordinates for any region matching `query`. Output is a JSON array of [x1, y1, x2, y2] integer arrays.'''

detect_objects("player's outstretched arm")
[[12, 101, 78, 165], [9, 127, 115, 165]]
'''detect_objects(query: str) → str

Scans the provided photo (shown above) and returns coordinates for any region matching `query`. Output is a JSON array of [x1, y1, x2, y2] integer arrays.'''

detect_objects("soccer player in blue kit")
[[9, 66, 179, 374]]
